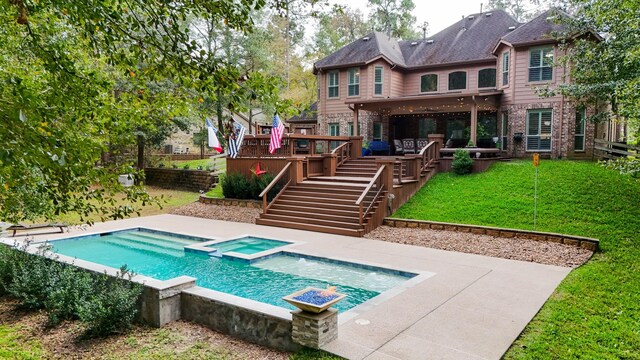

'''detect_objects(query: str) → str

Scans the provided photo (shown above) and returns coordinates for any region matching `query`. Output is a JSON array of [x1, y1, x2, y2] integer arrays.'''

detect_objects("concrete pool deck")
[[8, 214, 571, 360]]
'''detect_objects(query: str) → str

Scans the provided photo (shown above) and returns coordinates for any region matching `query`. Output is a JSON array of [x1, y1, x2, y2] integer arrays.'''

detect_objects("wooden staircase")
[[256, 180, 386, 237]]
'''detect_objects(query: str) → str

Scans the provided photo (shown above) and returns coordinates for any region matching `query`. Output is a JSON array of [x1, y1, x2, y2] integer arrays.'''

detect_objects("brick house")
[[312, 9, 614, 158]]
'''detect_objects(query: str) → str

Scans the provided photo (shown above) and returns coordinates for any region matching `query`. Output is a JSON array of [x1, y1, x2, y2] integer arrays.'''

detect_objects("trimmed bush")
[[221, 172, 282, 200], [452, 149, 473, 175]]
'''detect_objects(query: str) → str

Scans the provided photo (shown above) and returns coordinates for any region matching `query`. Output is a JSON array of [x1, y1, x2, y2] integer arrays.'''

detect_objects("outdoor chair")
[[7, 223, 66, 237], [402, 138, 416, 154], [416, 138, 429, 151], [393, 139, 404, 155]]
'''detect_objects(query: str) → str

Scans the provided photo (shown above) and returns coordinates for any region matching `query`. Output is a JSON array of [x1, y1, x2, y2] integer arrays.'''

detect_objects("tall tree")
[[367, 0, 420, 39], [307, 6, 369, 61], [485, 0, 533, 22]]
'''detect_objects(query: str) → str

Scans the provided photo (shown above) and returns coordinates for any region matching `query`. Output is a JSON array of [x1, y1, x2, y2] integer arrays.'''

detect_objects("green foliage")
[[0, 244, 142, 336], [451, 149, 473, 175], [220, 172, 281, 200], [77, 266, 142, 337], [0, 325, 44, 360], [367, 0, 421, 39], [393, 160, 640, 358], [601, 157, 640, 178], [182, 164, 190, 170]]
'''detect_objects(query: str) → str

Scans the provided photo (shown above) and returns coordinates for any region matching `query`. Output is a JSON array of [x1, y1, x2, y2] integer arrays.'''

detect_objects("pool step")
[[105, 236, 185, 258], [118, 233, 188, 251], [124, 230, 197, 246]]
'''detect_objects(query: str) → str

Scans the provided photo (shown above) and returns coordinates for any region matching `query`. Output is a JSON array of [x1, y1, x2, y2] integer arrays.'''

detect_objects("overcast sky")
[[327, 0, 490, 36]]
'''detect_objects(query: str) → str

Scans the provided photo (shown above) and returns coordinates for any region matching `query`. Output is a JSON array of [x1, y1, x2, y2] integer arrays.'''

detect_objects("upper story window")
[[529, 47, 553, 82], [478, 68, 496, 88], [420, 74, 438, 92], [327, 71, 339, 98], [374, 66, 383, 96], [348, 68, 360, 96], [448, 71, 467, 90], [502, 51, 510, 86]]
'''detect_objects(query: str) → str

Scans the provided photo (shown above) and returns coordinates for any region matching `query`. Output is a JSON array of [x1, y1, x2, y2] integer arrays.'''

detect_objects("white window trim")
[[347, 68, 360, 97], [528, 46, 554, 83], [327, 71, 339, 99], [420, 74, 438, 93], [502, 51, 510, 86], [374, 66, 383, 96], [526, 109, 553, 152]]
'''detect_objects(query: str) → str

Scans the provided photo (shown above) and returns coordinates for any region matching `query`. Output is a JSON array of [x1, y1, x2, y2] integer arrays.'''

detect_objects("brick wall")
[[318, 110, 381, 142], [144, 168, 218, 192]]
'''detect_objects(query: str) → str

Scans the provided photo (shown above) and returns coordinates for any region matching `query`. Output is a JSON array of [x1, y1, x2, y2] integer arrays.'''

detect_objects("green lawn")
[[393, 160, 640, 359]]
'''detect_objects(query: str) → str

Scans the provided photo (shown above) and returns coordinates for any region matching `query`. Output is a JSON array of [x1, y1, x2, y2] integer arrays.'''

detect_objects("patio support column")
[[352, 106, 359, 137], [470, 96, 478, 145]]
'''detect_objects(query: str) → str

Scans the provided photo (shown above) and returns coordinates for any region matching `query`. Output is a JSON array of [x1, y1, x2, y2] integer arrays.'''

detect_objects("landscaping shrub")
[[6, 249, 54, 310], [221, 172, 250, 199], [452, 149, 473, 175], [77, 266, 142, 337], [45, 265, 93, 326]]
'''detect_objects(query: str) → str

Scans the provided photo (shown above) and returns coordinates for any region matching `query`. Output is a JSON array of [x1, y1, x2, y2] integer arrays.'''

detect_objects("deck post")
[[322, 153, 337, 177], [350, 136, 363, 159], [428, 134, 444, 159], [287, 157, 304, 186], [375, 159, 395, 192]]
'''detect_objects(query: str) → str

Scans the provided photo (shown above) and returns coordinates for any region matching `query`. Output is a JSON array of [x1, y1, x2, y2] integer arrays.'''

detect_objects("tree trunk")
[[216, 88, 224, 133], [137, 134, 145, 170]]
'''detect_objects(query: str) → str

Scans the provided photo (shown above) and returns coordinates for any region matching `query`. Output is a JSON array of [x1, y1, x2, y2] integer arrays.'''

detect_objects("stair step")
[[334, 172, 377, 178], [279, 194, 360, 205], [275, 199, 360, 211], [269, 204, 360, 217], [267, 209, 361, 223], [256, 218, 364, 237], [284, 190, 360, 200], [288, 185, 363, 195], [307, 176, 372, 183], [301, 180, 368, 188], [260, 214, 364, 230]]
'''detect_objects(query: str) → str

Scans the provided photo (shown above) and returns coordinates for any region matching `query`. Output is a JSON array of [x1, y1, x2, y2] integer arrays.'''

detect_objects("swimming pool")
[[50, 228, 415, 312], [207, 236, 289, 255]]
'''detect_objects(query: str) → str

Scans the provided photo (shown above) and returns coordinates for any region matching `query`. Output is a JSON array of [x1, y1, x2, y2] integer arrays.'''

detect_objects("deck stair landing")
[[256, 180, 385, 237]]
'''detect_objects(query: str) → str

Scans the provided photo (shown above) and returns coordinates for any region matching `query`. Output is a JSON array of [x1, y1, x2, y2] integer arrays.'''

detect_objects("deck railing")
[[418, 141, 437, 172], [260, 162, 292, 214], [355, 165, 386, 226], [331, 141, 352, 167], [238, 134, 351, 158]]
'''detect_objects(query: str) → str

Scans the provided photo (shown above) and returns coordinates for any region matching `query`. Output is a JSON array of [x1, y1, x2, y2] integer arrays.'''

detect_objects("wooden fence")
[[593, 139, 639, 159]]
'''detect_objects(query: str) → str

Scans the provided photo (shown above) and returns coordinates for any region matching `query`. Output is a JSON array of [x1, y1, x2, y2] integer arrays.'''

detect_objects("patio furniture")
[[7, 222, 67, 237], [393, 139, 404, 155], [402, 138, 416, 154], [369, 141, 390, 155], [416, 138, 429, 151]]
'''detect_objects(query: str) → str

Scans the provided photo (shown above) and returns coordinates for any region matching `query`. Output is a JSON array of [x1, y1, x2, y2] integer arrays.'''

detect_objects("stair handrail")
[[331, 141, 351, 167], [259, 162, 292, 214], [418, 141, 436, 172], [355, 165, 386, 225]]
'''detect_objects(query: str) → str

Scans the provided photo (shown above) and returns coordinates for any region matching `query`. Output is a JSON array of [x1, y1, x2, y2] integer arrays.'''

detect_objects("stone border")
[[383, 218, 599, 252], [198, 195, 262, 209]]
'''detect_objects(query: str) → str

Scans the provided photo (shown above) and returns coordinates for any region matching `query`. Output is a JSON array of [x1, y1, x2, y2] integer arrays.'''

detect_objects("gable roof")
[[501, 9, 571, 46], [314, 32, 405, 72], [314, 10, 521, 72], [399, 10, 520, 68], [288, 102, 318, 123]]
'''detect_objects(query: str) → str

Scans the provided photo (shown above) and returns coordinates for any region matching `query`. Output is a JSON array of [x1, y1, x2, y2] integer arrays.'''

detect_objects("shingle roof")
[[314, 32, 405, 71], [288, 102, 318, 123], [314, 10, 521, 71], [502, 9, 571, 46], [400, 10, 520, 67]]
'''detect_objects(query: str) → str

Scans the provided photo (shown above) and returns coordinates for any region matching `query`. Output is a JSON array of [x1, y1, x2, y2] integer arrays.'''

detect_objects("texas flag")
[[206, 118, 223, 153]]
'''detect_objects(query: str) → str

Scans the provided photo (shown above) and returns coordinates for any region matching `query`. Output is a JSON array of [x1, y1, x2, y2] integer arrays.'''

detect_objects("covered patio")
[[347, 91, 503, 153]]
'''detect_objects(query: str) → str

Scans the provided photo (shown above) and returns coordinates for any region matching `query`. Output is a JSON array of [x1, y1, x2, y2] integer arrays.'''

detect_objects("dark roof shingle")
[[502, 9, 571, 46]]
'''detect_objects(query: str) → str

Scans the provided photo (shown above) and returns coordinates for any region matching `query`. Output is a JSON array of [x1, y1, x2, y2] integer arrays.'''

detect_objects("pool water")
[[208, 237, 289, 255], [50, 229, 414, 312]]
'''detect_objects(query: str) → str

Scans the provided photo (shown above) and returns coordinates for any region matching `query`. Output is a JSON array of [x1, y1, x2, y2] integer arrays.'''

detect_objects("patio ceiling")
[[346, 91, 502, 116]]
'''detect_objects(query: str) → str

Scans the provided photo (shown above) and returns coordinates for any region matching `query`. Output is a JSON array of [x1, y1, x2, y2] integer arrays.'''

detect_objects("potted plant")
[[361, 140, 371, 157], [283, 286, 346, 313]]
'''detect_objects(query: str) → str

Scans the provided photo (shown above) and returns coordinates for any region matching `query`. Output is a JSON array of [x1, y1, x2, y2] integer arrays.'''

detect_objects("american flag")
[[268, 114, 285, 154], [228, 120, 246, 159]]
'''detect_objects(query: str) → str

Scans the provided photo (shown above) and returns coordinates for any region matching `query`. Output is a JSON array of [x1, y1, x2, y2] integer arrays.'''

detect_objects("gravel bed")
[[366, 226, 593, 268], [172, 202, 593, 268], [172, 202, 260, 224]]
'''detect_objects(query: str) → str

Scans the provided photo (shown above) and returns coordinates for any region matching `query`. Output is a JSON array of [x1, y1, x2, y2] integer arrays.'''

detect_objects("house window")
[[327, 71, 339, 98], [575, 108, 586, 151], [502, 51, 510, 86], [347, 122, 361, 136], [529, 47, 553, 82], [373, 123, 382, 141], [448, 71, 466, 90], [418, 118, 437, 138], [374, 66, 383, 96], [420, 74, 438, 92], [348, 68, 360, 96], [328, 122, 340, 136], [478, 68, 496, 88], [501, 112, 508, 150], [527, 109, 553, 151]]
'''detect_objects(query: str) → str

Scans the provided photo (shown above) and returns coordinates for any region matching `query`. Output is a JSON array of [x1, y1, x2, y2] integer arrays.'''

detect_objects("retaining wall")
[[383, 218, 599, 251], [144, 168, 218, 192]]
